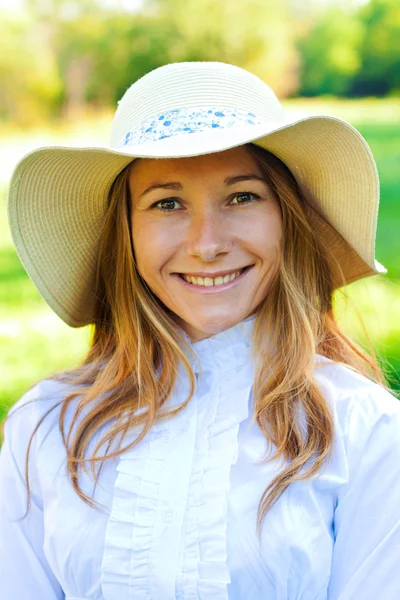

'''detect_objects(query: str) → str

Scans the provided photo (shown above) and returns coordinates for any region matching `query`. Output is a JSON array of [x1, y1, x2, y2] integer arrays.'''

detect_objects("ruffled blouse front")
[[102, 317, 256, 600], [2, 314, 400, 600]]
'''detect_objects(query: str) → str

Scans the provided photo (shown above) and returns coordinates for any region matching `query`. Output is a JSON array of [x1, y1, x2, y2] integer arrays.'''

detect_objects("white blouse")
[[1, 315, 400, 600]]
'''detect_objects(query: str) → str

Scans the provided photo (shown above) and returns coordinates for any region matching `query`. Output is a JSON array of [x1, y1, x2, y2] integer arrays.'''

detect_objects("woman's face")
[[129, 145, 282, 341]]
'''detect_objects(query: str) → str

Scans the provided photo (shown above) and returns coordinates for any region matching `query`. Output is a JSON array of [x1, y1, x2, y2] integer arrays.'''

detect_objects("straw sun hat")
[[8, 61, 386, 327]]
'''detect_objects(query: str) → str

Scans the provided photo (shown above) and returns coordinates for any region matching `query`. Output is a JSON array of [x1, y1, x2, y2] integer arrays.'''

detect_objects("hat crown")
[[109, 61, 285, 147]]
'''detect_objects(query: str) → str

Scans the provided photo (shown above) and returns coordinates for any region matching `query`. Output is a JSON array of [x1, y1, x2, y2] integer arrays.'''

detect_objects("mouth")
[[171, 265, 254, 291]]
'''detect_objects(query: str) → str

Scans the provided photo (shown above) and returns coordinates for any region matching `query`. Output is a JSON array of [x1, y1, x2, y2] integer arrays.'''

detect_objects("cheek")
[[247, 206, 283, 260], [131, 218, 177, 279]]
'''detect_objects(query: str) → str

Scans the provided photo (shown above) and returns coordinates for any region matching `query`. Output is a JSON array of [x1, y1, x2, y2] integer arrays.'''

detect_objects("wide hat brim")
[[8, 114, 386, 327]]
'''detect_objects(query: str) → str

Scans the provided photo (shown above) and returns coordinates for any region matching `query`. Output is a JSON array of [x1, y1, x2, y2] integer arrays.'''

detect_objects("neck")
[[175, 312, 258, 343]]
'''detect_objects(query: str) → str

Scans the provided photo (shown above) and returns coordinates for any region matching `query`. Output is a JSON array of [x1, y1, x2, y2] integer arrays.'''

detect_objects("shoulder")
[[4, 379, 79, 451], [313, 354, 399, 411], [2, 379, 85, 502], [313, 355, 400, 452], [7, 378, 75, 420]]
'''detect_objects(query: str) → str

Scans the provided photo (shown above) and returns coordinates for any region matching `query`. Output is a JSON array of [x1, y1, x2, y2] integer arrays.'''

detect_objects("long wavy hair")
[[6, 144, 387, 542]]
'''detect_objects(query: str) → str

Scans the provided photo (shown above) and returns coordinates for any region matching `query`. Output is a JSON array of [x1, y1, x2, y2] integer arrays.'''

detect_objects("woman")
[[1, 61, 400, 599]]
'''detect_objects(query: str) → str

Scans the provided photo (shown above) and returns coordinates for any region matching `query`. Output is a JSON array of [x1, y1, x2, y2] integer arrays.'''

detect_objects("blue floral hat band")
[[119, 107, 262, 148]]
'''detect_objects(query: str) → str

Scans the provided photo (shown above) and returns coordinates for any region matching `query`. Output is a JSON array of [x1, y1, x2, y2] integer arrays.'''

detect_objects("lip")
[[171, 265, 254, 294], [173, 266, 251, 278]]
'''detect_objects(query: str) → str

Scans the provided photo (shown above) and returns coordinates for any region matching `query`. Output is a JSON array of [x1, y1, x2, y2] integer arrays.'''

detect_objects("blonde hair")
[[7, 144, 387, 542]]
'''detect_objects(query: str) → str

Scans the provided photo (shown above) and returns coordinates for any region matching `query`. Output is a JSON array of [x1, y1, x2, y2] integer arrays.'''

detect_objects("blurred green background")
[[0, 0, 399, 422]]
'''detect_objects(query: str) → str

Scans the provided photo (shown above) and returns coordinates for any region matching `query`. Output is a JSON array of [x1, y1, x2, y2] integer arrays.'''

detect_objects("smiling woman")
[[129, 147, 282, 341], [1, 62, 400, 600]]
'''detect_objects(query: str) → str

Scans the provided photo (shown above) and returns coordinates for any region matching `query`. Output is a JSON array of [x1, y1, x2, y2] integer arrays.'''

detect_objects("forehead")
[[128, 145, 263, 189]]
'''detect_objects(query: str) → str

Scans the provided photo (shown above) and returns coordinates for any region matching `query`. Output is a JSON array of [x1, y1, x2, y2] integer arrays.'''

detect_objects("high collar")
[[179, 314, 256, 374]]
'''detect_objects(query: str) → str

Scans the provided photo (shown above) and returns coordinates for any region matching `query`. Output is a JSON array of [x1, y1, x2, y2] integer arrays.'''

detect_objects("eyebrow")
[[137, 174, 269, 200], [138, 181, 182, 199], [224, 174, 269, 186]]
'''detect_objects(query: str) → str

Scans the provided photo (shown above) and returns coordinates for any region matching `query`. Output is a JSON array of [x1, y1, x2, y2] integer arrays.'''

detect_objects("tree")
[[296, 6, 364, 96], [352, 0, 400, 96], [0, 15, 62, 123]]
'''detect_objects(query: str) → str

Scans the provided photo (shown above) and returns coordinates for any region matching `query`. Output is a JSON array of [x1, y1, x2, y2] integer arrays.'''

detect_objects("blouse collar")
[[179, 313, 256, 374]]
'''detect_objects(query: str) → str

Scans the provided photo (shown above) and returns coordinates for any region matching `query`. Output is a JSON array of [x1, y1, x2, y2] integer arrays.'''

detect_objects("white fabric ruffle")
[[102, 316, 255, 599]]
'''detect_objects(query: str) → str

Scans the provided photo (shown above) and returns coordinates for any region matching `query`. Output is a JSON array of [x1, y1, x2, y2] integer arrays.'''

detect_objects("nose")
[[186, 207, 232, 262]]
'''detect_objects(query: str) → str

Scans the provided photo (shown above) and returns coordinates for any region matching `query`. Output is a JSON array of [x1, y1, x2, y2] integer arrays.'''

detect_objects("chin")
[[182, 312, 248, 340]]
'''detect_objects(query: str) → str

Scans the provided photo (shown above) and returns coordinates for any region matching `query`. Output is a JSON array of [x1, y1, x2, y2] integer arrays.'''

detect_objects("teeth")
[[181, 269, 244, 287]]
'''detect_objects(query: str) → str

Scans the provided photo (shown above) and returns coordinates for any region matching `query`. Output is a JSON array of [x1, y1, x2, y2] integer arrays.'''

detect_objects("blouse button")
[[162, 509, 176, 523]]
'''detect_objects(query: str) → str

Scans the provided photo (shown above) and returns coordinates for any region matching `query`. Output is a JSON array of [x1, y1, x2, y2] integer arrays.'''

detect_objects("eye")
[[230, 192, 260, 205], [152, 198, 182, 212]]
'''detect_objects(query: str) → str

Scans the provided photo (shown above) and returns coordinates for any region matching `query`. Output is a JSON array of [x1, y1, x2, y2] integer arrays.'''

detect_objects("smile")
[[180, 267, 246, 287], [172, 265, 254, 293]]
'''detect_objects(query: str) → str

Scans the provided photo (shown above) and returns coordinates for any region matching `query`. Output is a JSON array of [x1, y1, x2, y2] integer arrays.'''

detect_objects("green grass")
[[355, 122, 400, 278], [1, 99, 399, 423]]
